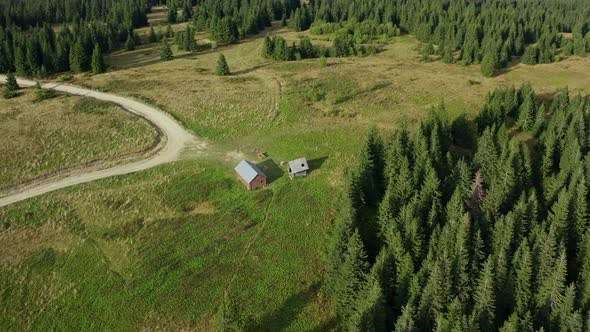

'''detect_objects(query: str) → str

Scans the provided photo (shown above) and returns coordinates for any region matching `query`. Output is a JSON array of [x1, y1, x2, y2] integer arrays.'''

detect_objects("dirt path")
[[0, 76, 200, 208]]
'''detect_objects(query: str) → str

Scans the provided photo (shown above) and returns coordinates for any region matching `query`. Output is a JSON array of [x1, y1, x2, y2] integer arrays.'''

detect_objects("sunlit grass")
[[0, 90, 157, 190]]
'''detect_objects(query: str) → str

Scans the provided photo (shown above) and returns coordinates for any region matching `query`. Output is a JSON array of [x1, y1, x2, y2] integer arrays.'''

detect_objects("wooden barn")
[[235, 160, 267, 190], [288, 157, 309, 178]]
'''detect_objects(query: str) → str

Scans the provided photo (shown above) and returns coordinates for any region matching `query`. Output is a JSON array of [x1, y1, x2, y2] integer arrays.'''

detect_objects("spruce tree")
[[349, 271, 388, 332], [522, 45, 538, 65], [536, 248, 567, 323], [442, 44, 454, 64], [562, 39, 574, 56], [394, 305, 415, 332], [333, 231, 369, 323], [556, 284, 583, 331], [578, 230, 590, 312], [14, 47, 27, 76], [510, 239, 532, 315], [149, 26, 158, 43], [470, 257, 496, 331], [69, 39, 87, 73], [356, 130, 380, 206], [573, 178, 589, 249], [548, 188, 571, 245], [326, 185, 356, 296], [517, 92, 536, 131], [160, 40, 173, 61], [166, 24, 175, 38], [167, 1, 178, 23], [481, 51, 497, 77], [262, 35, 274, 58], [532, 103, 546, 135], [3, 71, 19, 99], [216, 53, 230, 76], [417, 256, 452, 329], [91, 44, 106, 74], [126, 31, 136, 51]]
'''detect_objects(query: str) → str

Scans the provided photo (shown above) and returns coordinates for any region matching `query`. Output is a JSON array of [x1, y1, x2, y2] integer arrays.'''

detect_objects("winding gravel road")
[[0, 76, 197, 208]]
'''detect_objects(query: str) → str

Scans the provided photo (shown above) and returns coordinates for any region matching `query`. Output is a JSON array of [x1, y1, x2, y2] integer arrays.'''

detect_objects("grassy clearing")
[[3, 15, 590, 331], [79, 25, 590, 145], [0, 89, 157, 190], [0, 160, 335, 330]]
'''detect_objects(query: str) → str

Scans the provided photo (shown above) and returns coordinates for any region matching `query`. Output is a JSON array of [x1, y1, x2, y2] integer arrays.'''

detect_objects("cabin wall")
[[250, 174, 267, 190]]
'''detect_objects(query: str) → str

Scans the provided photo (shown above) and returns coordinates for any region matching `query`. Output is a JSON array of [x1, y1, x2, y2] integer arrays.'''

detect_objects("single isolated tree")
[[160, 40, 173, 61], [216, 53, 231, 76], [149, 26, 158, 43], [91, 44, 106, 74], [3, 71, 19, 99]]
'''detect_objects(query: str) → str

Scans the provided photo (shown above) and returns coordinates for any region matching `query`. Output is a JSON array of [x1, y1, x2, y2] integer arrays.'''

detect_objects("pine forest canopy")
[[327, 85, 590, 331], [306, 0, 590, 66], [0, 0, 149, 28], [0, 0, 151, 76], [2, 0, 590, 77]]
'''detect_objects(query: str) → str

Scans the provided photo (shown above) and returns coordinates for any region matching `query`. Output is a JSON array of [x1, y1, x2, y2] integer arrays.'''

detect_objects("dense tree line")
[[327, 84, 590, 331], [310, 20, 401, 43], [262, 34, 333, 61], [262, 33, 382, 61], [173, 25, 197, 51], [304, 0, 590, 70], [0, 0, 148, 28], [0, 0, 150, 76], [191, 0, 300, 41]]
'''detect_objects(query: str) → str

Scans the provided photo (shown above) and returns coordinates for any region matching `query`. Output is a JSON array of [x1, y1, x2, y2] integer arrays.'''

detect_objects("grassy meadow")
[[0, 159, 334, 331], [2, 9, 590, 330], [0, 89, 158, 190]]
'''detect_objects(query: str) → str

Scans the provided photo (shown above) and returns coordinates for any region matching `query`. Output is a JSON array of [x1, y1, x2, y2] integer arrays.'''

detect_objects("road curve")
[[0, 75, 196, 208]]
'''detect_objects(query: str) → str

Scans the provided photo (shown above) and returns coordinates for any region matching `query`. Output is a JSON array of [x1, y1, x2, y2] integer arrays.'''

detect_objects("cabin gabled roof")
[[235, 160, 266, 183], [288, 157, 309, 174]]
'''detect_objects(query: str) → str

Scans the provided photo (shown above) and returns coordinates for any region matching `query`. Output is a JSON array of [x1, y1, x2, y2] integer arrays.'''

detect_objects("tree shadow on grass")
[[245, 282, 321, 332], [308, 157, 328, 173], [232, 62, 273, 75], [256, 159, 284, 184], [495, 56, 522, 77]]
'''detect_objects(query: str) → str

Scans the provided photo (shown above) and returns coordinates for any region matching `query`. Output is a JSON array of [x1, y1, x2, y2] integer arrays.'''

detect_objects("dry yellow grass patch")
[[0, 221, 79, 265], [0, 89, 158, 190], [80, 23, 590, 147]]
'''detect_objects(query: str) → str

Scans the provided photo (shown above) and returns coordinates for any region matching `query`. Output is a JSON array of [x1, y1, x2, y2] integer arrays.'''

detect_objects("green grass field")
[[2, 12, 590, 330], [0, 90, 157, 190], [0, 159, 334, 330]]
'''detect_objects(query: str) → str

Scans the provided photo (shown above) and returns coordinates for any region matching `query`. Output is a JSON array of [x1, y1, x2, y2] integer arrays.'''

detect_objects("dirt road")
[[0, 76, 199, 208]]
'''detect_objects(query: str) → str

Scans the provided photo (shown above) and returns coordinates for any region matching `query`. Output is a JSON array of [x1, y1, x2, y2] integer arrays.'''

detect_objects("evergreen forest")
[[327, 86, 590, 331]]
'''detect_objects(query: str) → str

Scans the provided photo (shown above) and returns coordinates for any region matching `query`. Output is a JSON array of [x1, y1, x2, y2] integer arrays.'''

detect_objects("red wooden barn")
[[234, 160, 267, 190]]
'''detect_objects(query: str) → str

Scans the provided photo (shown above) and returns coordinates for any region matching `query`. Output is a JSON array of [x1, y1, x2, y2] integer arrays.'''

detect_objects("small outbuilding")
[[288, 157, 309, 178], [235, 160, 267, 190]]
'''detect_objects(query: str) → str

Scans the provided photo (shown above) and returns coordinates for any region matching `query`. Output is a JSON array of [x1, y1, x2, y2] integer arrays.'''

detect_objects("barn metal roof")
[[235, 160, 266, 183], [288, 157, 309, 174]]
